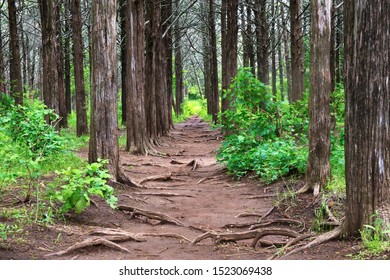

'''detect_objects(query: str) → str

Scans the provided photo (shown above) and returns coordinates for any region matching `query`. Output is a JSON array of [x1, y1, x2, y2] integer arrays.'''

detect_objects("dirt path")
[[2, 116, 359, 260]]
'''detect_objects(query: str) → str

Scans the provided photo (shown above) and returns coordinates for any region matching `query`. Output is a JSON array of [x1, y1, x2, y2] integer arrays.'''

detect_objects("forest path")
[[50, 116, 279, 260], [37, 116, 356, 260]]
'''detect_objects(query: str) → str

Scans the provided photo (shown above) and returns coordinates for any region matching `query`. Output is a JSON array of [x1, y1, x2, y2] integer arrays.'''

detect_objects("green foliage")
[[53, 160, 117, 214], [360, 211, 390, 254], [0, 223, 20, 241], [217, 68, 309, 182], [173, 99, 211, 123]]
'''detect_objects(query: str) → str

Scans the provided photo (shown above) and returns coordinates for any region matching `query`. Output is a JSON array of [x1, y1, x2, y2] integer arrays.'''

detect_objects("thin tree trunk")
[[289, 0, 305, 102], [271, 0, 277, 97], [303, 0, 332, 196], [174, 1, 184, 116], [119, 0, 127, 125], [221, 0, 238, 115], [8, 0, 23, 105], [255, 0, 268, 85], [281, 4, 292, 99], [209, 0, 219, 124], [89, 0, 120, 180], [0, 13, 5, 94], [72, 0, 88, 135], [64, 0, 72, 114], [56, 2, 68, 128]]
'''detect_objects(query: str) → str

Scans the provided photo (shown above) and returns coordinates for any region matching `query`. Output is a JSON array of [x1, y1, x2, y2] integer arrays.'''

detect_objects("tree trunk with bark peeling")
[[89, 0, 120, 180], [344, 0, 390, 236], [302, 0, 332, 196]]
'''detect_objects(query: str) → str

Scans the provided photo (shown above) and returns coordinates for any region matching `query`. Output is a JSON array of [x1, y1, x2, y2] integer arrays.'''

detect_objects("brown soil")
[[0, 116, 366, 260]]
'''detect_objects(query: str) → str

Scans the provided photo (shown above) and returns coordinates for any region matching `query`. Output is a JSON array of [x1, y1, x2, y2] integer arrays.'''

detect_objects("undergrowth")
[[173, 99, 212, 123], [217, 68, 346, 189]]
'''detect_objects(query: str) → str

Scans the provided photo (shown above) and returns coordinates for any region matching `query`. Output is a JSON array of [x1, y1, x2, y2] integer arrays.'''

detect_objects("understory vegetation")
[[217, 68, 345, 191], [0, 94, 115, 244]]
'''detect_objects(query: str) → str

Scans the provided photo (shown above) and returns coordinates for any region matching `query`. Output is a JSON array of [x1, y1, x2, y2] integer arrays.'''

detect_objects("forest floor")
[[1, 116, 368, 260]]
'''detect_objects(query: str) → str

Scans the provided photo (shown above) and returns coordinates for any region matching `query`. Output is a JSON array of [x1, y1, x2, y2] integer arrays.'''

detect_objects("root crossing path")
[[49, 117, 301, 260]]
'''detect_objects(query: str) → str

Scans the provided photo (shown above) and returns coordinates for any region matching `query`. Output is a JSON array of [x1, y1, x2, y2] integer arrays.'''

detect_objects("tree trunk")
[[39, 0, 59, 116], [162, 0, 174, 128], [64, 0, 72, 114], [289, 0, 305, 102], [281, 4, 292, 99], [255, 0, 268, 85], [343, 0, 390, 235], [174, 1, 184, 116], [202, 0, 212, 115], [221, 0, 238, 115], [72, 0, 88, 135], [303, 0, 332, 196], [125, 0, 149, 155], [209, 0, 219, 124], [145, 0, 159, 143], [271, 0, 277, 97], [330, 1, 336, 92], [8, 0, 23, 105], [0, 13, 5, 94], [56, 2, 68, 128], [89, 0, 120, 180], [119, 0, 127, 125]]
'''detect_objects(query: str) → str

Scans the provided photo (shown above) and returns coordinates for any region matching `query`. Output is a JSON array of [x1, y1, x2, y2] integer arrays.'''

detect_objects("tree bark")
[[174, 1, 184, 116], [8, 0, 23, 105], [64, 0, 72, 114], [39, 0, 59, 116], [89, 0, 120, 180], [304, 0, 332, 196], [0, 12, 5, 94], [221, 0, 238, 115], [56, 2, 68, 128], [72, 0, 88, 135], [255, 0, 268, 85], [289, 0, 305, 102], [209, 0, 219, 124], [119, 0, 127, 125], [125, 0, 149, 155], [344, 0, 390, 235]]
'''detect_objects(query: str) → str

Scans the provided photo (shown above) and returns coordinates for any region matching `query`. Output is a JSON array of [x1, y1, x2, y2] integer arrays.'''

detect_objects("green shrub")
[[53, 160, 117, 214]]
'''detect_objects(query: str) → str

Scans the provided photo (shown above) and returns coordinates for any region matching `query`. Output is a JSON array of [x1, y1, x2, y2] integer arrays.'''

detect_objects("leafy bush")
[[217, 68, 308, 182], [53, 160, 117, 214], [360, 211, 390, 254]]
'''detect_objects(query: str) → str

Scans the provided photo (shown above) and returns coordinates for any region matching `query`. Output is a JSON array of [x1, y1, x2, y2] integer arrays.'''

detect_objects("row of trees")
[[1, 1, 389, 238]]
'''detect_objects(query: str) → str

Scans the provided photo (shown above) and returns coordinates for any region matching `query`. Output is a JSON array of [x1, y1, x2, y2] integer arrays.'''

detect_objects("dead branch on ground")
[[138, 172, 172, 185]]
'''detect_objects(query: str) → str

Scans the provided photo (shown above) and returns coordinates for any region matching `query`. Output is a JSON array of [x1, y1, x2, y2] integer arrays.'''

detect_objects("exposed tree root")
[[120, 194, 148, 204], [187, 159, 199, 171], [297, 183, 320, 196], [324, 202, 341, 225], [171, 159, 185, 164], [223, 222, 259, 229], [138, 172, 172, 185], [88, 228, 145, 242], [116, 169, 144, 188], [235, 212, 263, 218], [142, 163, 163, 167], [118, 205, 184, 226], [133, 192, 194, 198], [249, 218, 303, 230], [268, 234, 313, 260], [192, 227, 301, 248], [251, 228, 301, 249], [280, 226, 342, 259], [139, 233, 192, 243], [45, 236, 133, 257], [196, 177, 211, 185]]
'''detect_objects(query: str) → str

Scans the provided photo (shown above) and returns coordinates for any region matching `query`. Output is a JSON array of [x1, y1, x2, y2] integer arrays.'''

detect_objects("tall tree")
[[0, 11, 5, 94], [72, 0, 88, 135], [8, 0, 23, 105], [39, 0, 59, 116], [221, 0, 238, 115], [209, 0, 219, 123], [119, 0, 127, 125], [174, 0, 184, 116], [343, 0, 390, 235], [56, 2, 68, 128], [125, 0, 149, 155], [64, 0, 72, 114], [255, 0, 268, 84], [89, 0, 120, 179], [289, 0, 305, 102], [300, 0, 332, 196]]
